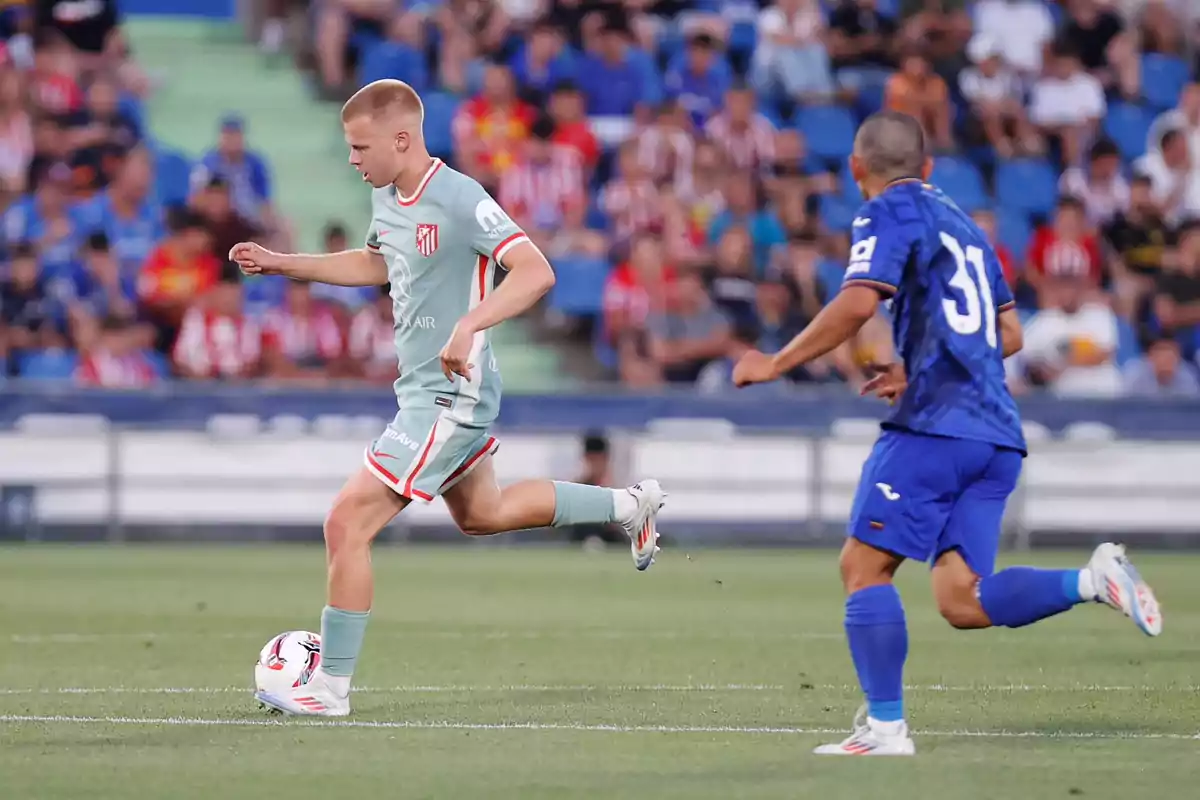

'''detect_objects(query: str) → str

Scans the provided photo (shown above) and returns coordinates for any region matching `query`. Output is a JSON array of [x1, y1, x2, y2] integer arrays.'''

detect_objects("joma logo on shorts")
[[382, 429, 421, 450]]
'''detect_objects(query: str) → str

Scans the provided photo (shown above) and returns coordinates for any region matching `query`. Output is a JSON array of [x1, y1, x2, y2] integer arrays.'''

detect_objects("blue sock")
[[978, 568, 1084, 628], [844, 585, 908, 723]]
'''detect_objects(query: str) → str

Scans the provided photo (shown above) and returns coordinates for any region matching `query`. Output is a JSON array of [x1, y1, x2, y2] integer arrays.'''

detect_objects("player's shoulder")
[[852, 188, 925, 241]]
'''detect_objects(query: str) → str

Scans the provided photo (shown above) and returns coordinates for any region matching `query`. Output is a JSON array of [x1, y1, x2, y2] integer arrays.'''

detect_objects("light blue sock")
[[978, 568, 1084, 628], [551, 481, 617, 526], [320, 606, 370, 677]]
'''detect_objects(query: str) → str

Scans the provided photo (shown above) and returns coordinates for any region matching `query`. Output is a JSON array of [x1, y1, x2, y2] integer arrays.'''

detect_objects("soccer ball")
[[254, 631, 321, 697]]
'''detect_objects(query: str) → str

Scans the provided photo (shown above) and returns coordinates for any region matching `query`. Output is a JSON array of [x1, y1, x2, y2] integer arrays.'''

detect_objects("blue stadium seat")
[[996, 208, 1033, 257], [421, 92, 459, 159], [995, 158, 1058, 219], [17, 349, 78, 380], [729, 21, 757, 59], [154, 148, 192, 207], [930, 156, 987, 212], [358, 41, 428, 92], [1116, 318, 1140, 366], [549, 256, 610, 317], [853, 81, 887, 121], [144, 350, 171, 379], [819, 194, 856, 232], [1141, 53, 1189, 111], [1104, 101, 1153, 161], [794, 104, 857, 163]]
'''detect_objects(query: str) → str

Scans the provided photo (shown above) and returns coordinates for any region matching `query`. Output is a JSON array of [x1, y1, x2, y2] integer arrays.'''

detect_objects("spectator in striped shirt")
[[705, 84, 776, 173], [499, 115, 586, 244], [635, 100, 694, 196], [600, 140, 663, 242]]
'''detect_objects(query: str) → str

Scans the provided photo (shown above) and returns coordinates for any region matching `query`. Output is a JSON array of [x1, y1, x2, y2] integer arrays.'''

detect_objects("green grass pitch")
[[1, 545, 1197, 799]]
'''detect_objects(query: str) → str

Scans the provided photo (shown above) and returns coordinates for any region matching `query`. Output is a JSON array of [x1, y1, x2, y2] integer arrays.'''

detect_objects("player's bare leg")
[[814, 537, 916, 756], [256, 467, 407, 717], [442, 456, 665, 570]]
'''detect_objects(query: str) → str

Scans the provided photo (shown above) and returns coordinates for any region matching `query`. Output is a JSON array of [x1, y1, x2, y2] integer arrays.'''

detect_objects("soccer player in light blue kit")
[[231, 80, 665, 717], [734, 111, 1162, 756]]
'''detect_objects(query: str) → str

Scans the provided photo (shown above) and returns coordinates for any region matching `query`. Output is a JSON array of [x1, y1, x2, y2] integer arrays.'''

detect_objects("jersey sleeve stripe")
[[476, 254, 488, 303], [492, 232, 528, 264], [842, 278, 898, 296], [997, 300, 1016, 312], [366, 242, 381, 251]]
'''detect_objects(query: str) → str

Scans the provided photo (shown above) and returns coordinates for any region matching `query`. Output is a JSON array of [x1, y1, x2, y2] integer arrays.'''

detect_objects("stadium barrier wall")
[[2, 385, 1200, 546]]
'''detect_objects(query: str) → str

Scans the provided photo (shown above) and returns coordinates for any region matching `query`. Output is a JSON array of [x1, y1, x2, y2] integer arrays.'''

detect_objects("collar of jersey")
[[395, 158, 443, 206]]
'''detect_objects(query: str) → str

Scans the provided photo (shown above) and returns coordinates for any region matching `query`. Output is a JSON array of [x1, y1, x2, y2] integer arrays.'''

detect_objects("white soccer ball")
[[254, 631, 322, 696]]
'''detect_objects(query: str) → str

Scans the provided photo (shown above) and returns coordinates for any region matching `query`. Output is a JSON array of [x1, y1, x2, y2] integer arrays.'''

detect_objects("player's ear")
[[848, 154, 864, 184], [394, 130, 409, 153], [920, 156, 934, 182]]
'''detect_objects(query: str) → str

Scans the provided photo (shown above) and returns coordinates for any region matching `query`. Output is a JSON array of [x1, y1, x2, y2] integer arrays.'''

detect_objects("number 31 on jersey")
[[940, 232, 997, 349]]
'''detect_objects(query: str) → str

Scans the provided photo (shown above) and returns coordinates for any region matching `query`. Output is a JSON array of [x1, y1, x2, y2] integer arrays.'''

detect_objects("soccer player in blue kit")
[[733, 111, 1162, 756]]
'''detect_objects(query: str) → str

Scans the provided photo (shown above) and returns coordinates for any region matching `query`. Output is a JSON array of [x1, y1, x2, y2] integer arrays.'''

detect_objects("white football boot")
[[813, 705, 916, 756], [256, 670, 351, 717], [617, 479, 666, 571], [1086, 543, 1163, 636]]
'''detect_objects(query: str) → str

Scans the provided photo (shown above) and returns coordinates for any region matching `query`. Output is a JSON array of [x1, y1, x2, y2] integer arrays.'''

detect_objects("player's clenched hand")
[[732, 349, 779, 387], [861, 362, 907, 405], [439, 322, 475, 382], [228, 242, 286, 276]]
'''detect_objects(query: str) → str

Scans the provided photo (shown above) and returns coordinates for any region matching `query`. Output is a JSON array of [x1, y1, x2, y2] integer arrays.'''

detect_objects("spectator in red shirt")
[[139, 207, 219, 346], [348, 284, 398, 385], [262, 279, 348, 384], [75, 313, 159, 388], [499, 115, 585, 244], [548, 82, 599, 172], [1026, 197, 1104, 304], [603, 233, 676, 386], [172, 265, 263, 381], [453, 61, 535, 188]]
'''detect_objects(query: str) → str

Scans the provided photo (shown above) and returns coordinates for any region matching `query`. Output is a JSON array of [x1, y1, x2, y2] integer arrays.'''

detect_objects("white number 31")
[[939, 232, 997, 349]]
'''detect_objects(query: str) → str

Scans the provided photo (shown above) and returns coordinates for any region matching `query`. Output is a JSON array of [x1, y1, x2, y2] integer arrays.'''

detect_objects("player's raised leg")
[[255, 467, 408, 717], [441, 453, 665, 570], [932, 448, 1162, 637]]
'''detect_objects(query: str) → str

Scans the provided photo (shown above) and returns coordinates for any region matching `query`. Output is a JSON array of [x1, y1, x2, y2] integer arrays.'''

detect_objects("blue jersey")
[[841, 179, 1025, 454]]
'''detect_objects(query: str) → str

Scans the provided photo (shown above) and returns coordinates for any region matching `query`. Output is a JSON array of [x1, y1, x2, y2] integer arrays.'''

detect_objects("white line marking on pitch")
[[0, 684, 1192, 696], [1, 715, 1196, 741]]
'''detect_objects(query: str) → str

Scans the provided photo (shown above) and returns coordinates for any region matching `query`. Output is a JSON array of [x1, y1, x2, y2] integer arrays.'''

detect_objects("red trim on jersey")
[[395, 159, 443, 207], [476, 254, 488, 303], [366, 451, 399, 484], [403, 422, 441, 497], [842, 278, 897, 296], [491, 232, 527, 264], [367, 242, 381, 251], [441, 437, 497, 489]]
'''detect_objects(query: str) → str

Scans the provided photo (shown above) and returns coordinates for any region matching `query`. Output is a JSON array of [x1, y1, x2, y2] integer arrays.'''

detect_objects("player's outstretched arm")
[[999, 307, 1023, 357], [734, 285, 880, 387], [229, 242, 388, 287]]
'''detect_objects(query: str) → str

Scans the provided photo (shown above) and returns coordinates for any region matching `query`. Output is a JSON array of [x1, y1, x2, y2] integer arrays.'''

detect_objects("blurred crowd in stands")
[[4, 0, 1200, 399]]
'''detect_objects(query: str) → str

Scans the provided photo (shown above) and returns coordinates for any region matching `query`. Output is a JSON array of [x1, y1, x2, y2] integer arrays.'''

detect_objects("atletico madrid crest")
[[415, 223, 439, 257]]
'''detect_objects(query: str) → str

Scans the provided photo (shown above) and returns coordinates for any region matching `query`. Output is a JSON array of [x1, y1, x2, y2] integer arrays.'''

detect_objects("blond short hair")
[[341, 79, 425, 124]]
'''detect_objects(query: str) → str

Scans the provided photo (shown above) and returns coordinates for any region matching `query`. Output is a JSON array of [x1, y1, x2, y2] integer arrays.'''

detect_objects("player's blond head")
[[341, 79, 425, 129]]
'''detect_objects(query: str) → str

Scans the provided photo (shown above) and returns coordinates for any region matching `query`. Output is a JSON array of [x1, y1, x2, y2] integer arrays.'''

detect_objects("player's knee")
[[839, 540, 899, 595], [933, 581, 989, 629], [456, 511, 499, 537], [323, 501, 371, 555]]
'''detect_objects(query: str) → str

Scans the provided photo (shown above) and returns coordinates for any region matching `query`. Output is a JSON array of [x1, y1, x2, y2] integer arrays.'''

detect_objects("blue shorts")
[[847, 429, 1023, 577]]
